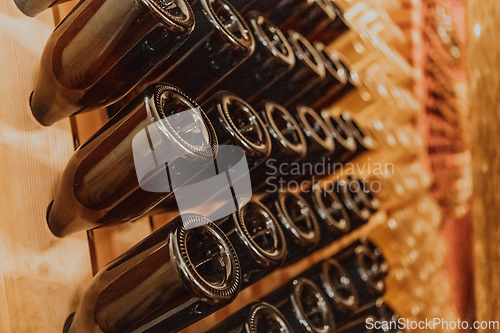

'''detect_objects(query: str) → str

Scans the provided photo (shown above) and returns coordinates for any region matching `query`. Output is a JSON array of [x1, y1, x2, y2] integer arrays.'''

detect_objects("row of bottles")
[[370, 196, 450, 332], [62, 178, 382, 332], [207, 238, 396, 333], [26, 0, 361, 126], [46, 82, 378, 237]]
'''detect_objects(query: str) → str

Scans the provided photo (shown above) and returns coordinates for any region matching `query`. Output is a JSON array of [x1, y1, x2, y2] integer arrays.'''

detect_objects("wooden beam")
[[468, 0, 500, 329], [0, 2, 93, 332]]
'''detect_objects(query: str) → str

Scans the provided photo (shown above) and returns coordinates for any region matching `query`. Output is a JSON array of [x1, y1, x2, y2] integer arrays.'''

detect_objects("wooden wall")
[[0, 2, 93, 332], [468, 0, 500, 330]]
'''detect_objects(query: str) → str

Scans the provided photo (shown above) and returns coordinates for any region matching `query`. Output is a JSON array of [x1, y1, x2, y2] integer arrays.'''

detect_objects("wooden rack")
[[0, 1, 417, 332]]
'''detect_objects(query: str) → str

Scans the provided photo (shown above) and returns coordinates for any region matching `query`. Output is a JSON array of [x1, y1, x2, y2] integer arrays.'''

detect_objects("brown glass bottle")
[[304, 184, 351, 247], [202, 92, 272, 171], [264, 277, 336, 333], [347, 176, 380, 214], [258, 0, 349, 44], [337, 315, 377, 333], [234, 0, 286, 13], [339, 113, 376, 157], [333, 240, 386, 306], [277, 0, 338, 42], [154, 92, 271, 215], [261, 191, 320, 265], [330, 179, 371, 230], [311, 0, 351, 44], [344, 299, 402, 332], [301, 259, 360, 324], [47, 84, 218, 237], [320, 59, 361, 111], [293, 106, 335, 180], [258, 31, 326, 108], [321, 111, 357, 164], [226, 0, 255, 12], [251, 102, 308, 192], [205, 302, 293, 333], [211, 11, 295, 104], [297, 44, 349, 110], [63, 215, 241, 333], [30, 0, 195, 126], [215, 200, 287, 289], [351, 238, 389, 278], [264, 0, 311, 27], [143, 0, 255, 102], [14, 0, 69, 17]]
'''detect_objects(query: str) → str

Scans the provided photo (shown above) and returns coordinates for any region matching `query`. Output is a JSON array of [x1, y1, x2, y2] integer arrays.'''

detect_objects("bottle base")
[[46, 200, 62, 238], [62, 312, 75, 333], [13, 0, 39, 17], [29, 91, 53, 127]]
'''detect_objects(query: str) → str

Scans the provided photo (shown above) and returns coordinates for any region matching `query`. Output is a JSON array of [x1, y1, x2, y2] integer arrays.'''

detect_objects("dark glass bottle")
[[293, 106, 335, 180], [319, 59, 361, 111], [345, 299, 403, 333], [231, 0, 283, 13], [205, 302, 294, 333], [297, 44, 348, 110], [226, 0, 254, 11], [143, 0, 255, 102], [303, 184, 351, 247], [353, 238, 389, 278], [251, 102, 307, 192], [47, 84, 218, 237], [14, 0, 69, 17], [258, 0, 349, 43], [310, 0, 351, 45], [30, 0, 195, 126], [258, 31, 326, 108], [330, 179, 371, 230], [301, 259, 359, 324], [261, 0, 301, 25], [212, 11, 295, 104], [339, 113, 376, 157], [347, 176, 380, 214], [264, 277, 336, 333], [153, 91, 271, 215], [62, 215, 241, 333], [333, 241, 386, 306], [321, 111, 357, 164], [337, 314, 377, 333], [202, 91, 272, 172], [261, 191, 321, 265], [216, 199, 287, 288], [276, 0, 338, 43]]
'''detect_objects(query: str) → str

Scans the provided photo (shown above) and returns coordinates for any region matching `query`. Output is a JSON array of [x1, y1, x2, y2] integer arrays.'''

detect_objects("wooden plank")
[[468, 0, 500, 329], [0, 2, 93, 332]]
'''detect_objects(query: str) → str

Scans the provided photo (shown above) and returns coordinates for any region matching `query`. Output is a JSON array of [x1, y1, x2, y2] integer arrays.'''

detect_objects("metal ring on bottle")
[[263, 102, 307, 159], [203, 0, 255, 53], [175, 215, 241, 301], [319, 259, 359, 312], [235, 200, 287, 268], [290, 277, 336, 333], [247, 302, 293, 333]]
